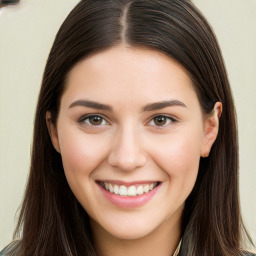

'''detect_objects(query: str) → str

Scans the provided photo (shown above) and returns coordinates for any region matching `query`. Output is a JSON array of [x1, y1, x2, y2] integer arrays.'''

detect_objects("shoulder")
[[0, 240, 20, 256], [243, 252, 256, 256]]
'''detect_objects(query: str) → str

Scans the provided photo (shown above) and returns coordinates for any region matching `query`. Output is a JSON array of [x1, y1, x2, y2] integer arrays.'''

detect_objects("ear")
[[46, 111, 61, 153], [201, 102, 222, 158]]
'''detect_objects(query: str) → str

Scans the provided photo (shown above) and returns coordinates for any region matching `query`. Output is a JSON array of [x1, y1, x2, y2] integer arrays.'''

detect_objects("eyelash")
[[78, 114, 109, 126], [148, 115, 178, 127], [78, 114, 178, 127]]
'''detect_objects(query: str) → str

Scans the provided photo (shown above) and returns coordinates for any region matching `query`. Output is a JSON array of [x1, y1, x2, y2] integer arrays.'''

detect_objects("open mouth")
[[98, 181, 160, 197]]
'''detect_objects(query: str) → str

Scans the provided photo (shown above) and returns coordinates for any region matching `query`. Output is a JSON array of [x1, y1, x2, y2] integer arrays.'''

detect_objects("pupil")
[[89, 116, 102, 125], [154, 116, 166, 126]]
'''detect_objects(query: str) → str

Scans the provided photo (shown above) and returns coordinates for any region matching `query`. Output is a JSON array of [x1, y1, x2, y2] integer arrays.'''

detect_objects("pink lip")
[[97, 182, 162, 208]]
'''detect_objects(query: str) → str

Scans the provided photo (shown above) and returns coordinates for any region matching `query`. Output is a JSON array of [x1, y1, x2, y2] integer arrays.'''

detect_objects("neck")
[[91, 207, 183, 256]]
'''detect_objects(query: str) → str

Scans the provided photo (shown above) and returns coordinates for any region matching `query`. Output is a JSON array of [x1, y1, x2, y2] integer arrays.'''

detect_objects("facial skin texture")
[[47, 45, 222, 256]]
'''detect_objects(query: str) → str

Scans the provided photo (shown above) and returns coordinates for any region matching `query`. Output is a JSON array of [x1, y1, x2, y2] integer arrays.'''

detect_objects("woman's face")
[[48, 45, 220, 241]]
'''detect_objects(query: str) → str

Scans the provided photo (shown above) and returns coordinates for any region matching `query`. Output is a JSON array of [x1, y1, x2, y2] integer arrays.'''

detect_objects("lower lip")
[[98, 183, 162, 208]]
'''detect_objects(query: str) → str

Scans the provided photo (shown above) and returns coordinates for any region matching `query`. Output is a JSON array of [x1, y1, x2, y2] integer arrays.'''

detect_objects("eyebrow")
[[68, 99, 187, 112], [142, 100, 187, 111], [69, 100, 113, 111]]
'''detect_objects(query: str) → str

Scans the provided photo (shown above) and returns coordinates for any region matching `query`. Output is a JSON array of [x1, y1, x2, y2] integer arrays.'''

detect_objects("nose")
[[108, 126, 147, 171]]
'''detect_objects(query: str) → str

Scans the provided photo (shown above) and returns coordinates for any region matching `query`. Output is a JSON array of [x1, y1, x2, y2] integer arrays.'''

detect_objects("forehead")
[[62, 45, 198, 110]]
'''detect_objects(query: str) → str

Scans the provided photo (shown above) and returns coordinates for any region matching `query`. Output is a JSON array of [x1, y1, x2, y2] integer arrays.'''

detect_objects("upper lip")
[[97, 180, 160, 186]]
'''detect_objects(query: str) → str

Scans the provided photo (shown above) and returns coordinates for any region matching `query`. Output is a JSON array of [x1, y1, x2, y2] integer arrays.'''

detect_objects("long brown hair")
[[3, 0, 253, 255]]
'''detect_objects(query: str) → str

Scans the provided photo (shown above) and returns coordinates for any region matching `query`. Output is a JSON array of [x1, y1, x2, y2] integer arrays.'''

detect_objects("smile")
[[100, 182, 159, 197], [97, 181, 162, 208]]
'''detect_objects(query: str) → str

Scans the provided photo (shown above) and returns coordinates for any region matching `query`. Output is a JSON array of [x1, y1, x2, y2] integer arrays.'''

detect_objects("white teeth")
[[109, 183, 114, 193], [101, 182, 158, 196], [127, 185, 137, 196], [114, 185, 119, 194], [119, 185, 128, 196], [144, 184, 149, 193], [137, 185, 144, 195]]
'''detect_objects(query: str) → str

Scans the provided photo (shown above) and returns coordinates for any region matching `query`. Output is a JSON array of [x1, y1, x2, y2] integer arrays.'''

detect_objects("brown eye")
[[88, 116, 104, 125], [149, 115, 176, 127], [153, 116, 168, 126], [80, 115, 107, 126]]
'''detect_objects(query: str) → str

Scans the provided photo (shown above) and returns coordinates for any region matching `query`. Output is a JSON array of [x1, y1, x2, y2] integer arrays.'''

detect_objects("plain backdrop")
[[0, 0, 255, 250]]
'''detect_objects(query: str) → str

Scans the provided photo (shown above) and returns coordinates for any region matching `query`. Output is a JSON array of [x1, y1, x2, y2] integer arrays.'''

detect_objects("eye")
[[149, 115, 176, 127], [80, 115, 108, 126]]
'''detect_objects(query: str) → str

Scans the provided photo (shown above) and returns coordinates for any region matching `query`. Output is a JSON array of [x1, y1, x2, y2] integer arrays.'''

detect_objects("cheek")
[[56, 125, 111, 216], [149, 128, 203, 186], [57, 125, 109, 179]]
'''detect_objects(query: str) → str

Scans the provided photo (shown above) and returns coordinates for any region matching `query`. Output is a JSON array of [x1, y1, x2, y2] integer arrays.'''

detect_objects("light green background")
[[0, 0, 255, 250]]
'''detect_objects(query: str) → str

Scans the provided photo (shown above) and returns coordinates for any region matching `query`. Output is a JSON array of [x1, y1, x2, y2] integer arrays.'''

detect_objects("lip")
[[97, 181, 162, 208]]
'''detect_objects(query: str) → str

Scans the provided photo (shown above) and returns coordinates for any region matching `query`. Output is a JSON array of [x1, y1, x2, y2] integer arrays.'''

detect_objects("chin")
[[105, 225, 156, 240], [92, 212, 167, 241]]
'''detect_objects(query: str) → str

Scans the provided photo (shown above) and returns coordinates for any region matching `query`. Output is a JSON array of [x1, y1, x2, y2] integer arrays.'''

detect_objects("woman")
[[1, 0, 255, 255]]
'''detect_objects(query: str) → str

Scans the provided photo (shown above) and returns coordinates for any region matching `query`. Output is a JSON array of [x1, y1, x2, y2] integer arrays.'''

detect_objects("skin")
[[47, 45, 222, 256]]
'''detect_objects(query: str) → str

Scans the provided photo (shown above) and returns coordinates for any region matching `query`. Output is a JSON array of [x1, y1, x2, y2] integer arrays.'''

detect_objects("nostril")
[[107, 133, 147, 170], [108, 153, 147, 171]]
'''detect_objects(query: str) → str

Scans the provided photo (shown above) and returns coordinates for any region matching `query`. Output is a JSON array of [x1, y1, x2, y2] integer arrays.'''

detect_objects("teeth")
[[144, 184, 149, 193], [101, 182, 158, 196], [109, 183, 114, 193], [137, 185, 144, 195], [127, 185, 137, 196], [114, 185, 119, 195], [119, 185, 128, 196]]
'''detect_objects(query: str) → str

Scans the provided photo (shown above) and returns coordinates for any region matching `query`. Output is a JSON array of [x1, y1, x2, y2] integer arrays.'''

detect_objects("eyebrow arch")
[[142, 100, 187, 111], [69, 100, 113, 111]]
